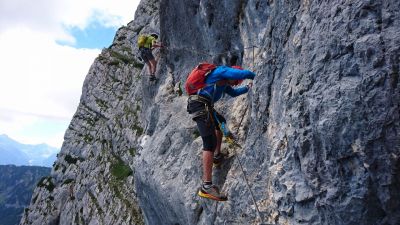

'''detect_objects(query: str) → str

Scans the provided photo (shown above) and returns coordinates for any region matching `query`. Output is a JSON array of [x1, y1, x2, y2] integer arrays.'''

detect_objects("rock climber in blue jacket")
[[187, 65, 255, 201]]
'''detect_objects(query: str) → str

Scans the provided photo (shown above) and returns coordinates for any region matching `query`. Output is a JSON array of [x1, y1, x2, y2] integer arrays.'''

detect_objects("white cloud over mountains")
[[0, 0, 139, 42], [0, 0, 140, 148]]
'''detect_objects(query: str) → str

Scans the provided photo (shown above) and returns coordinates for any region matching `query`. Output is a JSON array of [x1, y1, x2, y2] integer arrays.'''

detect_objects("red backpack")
[[185, 63, 217, 95]]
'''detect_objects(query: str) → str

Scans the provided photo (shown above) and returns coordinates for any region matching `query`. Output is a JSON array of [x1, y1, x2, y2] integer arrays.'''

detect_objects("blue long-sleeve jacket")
[[198, 66, 256, 103]]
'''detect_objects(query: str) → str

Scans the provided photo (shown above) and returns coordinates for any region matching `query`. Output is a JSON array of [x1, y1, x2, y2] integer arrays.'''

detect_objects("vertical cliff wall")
[[149, 0, 399, 224], [22, 0, 399, 225]]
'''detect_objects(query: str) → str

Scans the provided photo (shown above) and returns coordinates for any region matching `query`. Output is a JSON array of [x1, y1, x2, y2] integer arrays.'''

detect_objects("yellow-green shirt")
[[144, 36, 156, 48]]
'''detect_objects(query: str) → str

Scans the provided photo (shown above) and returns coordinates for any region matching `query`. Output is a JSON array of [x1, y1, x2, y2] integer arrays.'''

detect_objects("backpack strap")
[[197, 83, 216, 102]]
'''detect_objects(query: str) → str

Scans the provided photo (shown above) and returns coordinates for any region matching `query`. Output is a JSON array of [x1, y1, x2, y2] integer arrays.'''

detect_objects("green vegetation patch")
[[83, 134, 94, 143], [110, 50, 133, 64], [54, 164, 60, 171], [37, 177, 55, 192], [121, 46, 131, 52], [95, 98, 109, 110], [106, 154, 144, 224], [108, 60, 120, 66], [128, 147, 136, 156], [111, 159, 133, 180], [131, 207, 145, 225], [132, 123, 144, 136], [97, 55, 106, 61], [64, 154, 84, 165], [109, 49, 143, 68], [177, 83, 183, 96]]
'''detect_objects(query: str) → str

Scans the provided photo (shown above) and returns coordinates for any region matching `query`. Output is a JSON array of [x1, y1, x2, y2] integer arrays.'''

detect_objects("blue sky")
[[0, 0, 141, 149], [59, 21, 117, 49]]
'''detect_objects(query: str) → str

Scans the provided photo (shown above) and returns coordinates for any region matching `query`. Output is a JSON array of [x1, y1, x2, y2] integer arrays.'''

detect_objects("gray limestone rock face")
[[22, 0, 399, 225], [139, 0, 400, 224]]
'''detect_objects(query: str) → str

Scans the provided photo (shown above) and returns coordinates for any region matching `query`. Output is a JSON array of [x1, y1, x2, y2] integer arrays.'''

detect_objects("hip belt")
[[187, 95, 213, 119]]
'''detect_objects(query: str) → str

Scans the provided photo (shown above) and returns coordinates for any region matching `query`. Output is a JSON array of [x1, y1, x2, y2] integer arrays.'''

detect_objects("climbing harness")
[[187, 95, 213, 119]]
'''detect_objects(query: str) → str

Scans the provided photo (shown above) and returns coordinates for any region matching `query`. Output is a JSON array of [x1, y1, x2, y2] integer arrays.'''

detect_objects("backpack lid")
[[185, 63, 217, 95]]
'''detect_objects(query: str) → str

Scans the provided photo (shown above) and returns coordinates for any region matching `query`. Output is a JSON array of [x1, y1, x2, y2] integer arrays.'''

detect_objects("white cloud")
[[0, 0, 141, 148], [0, 28, 99, 119], [0, 110, 67, 148], [0, 28, 99, 147], [0, 0, 140, 42]]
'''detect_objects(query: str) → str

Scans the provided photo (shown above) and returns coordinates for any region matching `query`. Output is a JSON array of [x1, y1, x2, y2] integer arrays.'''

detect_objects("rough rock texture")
[[22, 0, 399, 225]]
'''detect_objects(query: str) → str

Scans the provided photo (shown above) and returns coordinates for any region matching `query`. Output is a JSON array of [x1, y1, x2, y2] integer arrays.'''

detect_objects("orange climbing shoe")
[[198, 185, 228, 201]]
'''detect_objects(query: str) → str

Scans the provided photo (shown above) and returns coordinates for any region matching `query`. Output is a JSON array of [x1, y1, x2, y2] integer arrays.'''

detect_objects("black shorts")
[[187, 99, 226, 151], [139, 47, 155, 63]]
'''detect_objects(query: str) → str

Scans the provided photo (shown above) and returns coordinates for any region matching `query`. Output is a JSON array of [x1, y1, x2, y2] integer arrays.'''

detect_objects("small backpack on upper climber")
[[137, 35, 148, 48], [137, 33, 159, 49]]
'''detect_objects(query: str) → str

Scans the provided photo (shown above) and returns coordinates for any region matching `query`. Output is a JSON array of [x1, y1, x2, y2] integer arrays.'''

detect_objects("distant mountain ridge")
[[0, 165, 50, 225], [0, 134, 59, 167]]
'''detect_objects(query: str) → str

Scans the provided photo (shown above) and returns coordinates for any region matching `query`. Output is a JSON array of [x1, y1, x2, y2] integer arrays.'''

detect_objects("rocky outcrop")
[[22, 0, 399, 225]]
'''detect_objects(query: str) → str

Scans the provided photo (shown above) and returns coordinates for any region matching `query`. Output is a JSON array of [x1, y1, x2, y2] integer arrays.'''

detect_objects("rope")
[[163, 45, 259, 66], [252, 45, 256, 70], [214, 111, 266, 224], [226, 136, 266, 225]]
